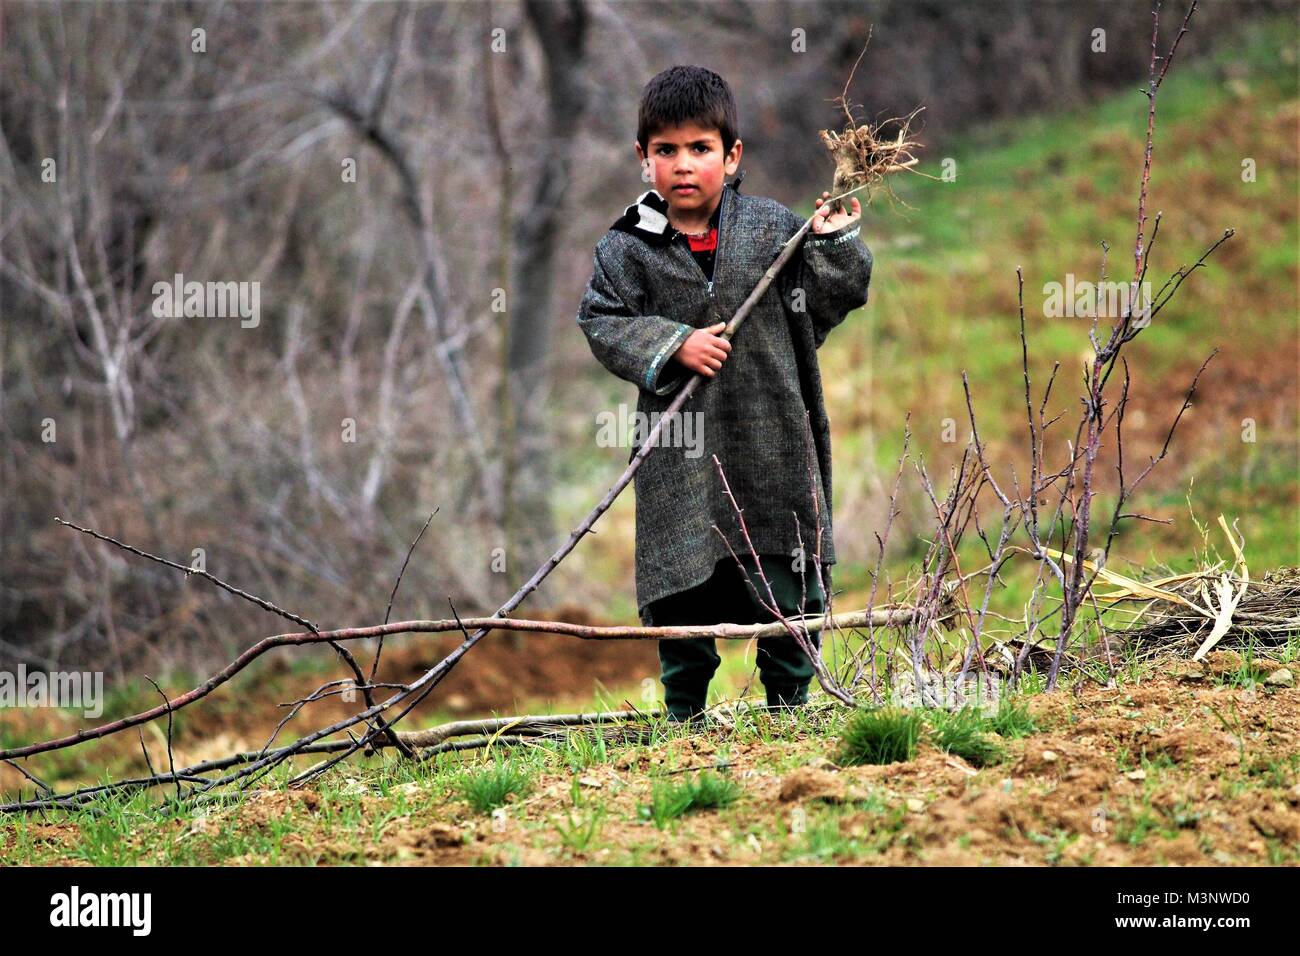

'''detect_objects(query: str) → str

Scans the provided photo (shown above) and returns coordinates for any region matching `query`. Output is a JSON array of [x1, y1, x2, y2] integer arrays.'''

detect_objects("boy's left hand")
[[812, 191, 861, 234]]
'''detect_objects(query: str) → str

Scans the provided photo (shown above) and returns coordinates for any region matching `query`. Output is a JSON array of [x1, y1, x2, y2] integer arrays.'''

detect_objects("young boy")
[[575, 65, 872, 722]]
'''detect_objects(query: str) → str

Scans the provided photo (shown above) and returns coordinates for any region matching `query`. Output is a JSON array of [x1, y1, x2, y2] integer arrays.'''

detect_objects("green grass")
[[561, 727, 611, 771], [554, 804, 607, 853], [780, 803, 904, 862], [925, 705, 1008, 767], [1027, 827, 1081, 866], [453, 757, 534, 814], [988, 694, 1039, 739], [834, 697, 1027, 769], [837, 707, 924, 766], [638, 771, 742, 829]]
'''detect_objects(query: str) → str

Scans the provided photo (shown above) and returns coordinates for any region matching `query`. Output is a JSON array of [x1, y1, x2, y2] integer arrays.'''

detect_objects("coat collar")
[[610, 170, 744, 247]]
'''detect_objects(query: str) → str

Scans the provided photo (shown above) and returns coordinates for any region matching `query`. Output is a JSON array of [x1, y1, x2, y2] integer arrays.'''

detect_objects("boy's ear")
[[725, 139, 743, 175]]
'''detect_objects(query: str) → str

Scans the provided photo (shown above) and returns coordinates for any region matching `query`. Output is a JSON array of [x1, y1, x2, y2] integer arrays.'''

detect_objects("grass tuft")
[[837, 707, 923, 766], [639, 771, 742, 828], [925, 706, 1008, 767], [453, 758, 533, 814], [988, 694, 1039, 739]]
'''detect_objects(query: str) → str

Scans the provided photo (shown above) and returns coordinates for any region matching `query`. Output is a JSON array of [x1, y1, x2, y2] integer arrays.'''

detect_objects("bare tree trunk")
[[505, 0, 591, 584], [483, 0, 517, 614]]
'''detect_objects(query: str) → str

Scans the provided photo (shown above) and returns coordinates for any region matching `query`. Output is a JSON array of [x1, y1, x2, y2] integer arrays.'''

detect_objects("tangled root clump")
[[819, 113, 924, 211], [817, 31, 928, 214]]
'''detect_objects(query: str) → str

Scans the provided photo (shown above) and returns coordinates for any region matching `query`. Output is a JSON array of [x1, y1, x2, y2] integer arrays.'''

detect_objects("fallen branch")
[[0, 605, 929, 764]]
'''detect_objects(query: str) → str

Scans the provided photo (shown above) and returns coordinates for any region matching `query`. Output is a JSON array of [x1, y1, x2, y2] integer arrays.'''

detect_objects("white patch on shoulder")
[[635, 203, 669, 235]]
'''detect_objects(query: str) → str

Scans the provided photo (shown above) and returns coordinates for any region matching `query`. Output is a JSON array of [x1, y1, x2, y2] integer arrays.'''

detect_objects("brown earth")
[[7, 667, 1297, 866]]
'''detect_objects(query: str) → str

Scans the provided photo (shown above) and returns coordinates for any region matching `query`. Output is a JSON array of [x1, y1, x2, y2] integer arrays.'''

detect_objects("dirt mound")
[[376, 603, 658, 714]]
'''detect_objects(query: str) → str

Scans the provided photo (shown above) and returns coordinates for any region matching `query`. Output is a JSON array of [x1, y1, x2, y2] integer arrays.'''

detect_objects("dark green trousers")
[[648, 553, 826, 720]]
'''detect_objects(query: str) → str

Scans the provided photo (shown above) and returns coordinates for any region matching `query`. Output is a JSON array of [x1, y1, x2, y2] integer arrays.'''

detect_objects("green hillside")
[[822, 13, 1298, 595]]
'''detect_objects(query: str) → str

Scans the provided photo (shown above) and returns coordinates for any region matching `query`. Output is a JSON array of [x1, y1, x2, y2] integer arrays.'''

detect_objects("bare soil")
[[5, 659, 1297, 866]]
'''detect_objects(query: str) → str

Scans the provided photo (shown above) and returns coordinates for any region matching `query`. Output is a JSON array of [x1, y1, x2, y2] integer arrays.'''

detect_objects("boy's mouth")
[[672, 184, 698, 194]]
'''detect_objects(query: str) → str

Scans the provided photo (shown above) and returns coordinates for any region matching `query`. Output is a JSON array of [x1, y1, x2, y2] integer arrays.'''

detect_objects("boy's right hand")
[[671, 322, 732, 378]]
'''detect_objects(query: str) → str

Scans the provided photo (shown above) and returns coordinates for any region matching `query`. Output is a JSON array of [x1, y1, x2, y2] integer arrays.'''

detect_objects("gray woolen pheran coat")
[[575, 178, 873, 626]]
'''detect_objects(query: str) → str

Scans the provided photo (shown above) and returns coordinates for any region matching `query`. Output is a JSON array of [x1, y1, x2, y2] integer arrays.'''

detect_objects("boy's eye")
[[656, 145, 711, 154]]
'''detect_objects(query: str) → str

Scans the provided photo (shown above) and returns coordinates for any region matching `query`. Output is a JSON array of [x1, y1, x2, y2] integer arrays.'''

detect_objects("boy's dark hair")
[[637, 65, 739, 156]]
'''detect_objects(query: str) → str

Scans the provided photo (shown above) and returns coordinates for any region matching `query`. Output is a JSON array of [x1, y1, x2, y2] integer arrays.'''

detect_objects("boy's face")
[[635, 121, 743, 220]]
